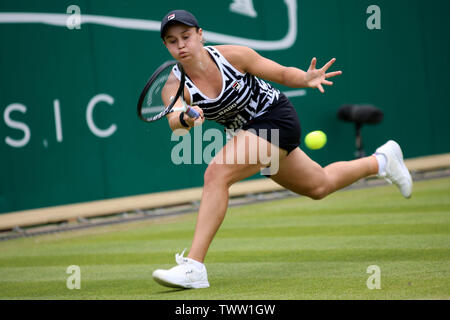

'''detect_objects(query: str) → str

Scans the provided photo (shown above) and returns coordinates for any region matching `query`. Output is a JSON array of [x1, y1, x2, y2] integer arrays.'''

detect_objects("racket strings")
[[141, 65, 179, 120]]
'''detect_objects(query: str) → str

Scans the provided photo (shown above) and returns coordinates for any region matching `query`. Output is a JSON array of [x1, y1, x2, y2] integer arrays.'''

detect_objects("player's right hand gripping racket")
[[137, 60, 200, 123]]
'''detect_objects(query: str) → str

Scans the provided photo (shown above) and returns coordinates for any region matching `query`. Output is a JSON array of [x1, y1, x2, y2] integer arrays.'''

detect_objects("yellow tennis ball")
[[305, 130, 327, 150]]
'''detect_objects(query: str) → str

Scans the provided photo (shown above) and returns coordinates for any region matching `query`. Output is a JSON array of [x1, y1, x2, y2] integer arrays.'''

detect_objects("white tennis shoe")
[[375, 140, 413, 198], [152, 249, 210, 289]]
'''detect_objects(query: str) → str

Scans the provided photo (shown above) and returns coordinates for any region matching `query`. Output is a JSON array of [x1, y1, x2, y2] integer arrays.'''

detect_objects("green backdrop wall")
[[1, 0, 449, 213]]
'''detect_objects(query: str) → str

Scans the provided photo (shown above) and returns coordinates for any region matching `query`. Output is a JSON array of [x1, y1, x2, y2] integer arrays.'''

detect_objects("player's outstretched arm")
[[222, 45, 342, 93]]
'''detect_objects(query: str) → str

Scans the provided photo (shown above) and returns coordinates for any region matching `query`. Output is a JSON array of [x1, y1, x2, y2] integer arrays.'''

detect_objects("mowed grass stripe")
[[3, 221, 443, 244], [0, 248, 448, 268], [1, 261, 447, 282], [215, 223, 449, 238], [2, 279, 447, 300], [0, 234, 447, 258]]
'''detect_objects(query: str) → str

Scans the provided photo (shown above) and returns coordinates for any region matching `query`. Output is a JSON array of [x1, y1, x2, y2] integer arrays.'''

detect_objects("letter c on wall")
[[86, 93, 117, 138]]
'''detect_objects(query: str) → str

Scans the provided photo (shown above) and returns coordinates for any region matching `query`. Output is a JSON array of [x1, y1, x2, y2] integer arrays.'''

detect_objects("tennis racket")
[[137, 60, 200, 123]]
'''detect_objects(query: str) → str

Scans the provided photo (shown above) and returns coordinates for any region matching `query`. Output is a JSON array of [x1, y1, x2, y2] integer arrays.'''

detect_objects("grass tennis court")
[[0, 177, 449, 300]]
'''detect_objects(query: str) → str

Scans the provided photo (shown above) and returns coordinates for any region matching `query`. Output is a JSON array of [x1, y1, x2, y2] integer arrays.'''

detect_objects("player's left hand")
[[305, 58, 342, 93]]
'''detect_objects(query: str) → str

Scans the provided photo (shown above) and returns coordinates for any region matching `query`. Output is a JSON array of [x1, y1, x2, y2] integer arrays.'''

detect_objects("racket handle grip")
[[185, 106, 200, 118]]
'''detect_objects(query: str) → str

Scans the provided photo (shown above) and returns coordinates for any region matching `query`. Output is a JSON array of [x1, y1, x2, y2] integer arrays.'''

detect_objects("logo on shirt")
[[232, 81, 241, 91]]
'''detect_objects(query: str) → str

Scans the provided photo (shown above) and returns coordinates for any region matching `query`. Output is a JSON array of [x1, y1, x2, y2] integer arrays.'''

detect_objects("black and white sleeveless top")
[[172, 46, 280, 130]]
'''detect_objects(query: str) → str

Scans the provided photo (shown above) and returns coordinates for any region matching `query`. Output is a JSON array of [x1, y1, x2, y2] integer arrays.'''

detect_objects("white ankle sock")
[[374, 153, 387, 175]]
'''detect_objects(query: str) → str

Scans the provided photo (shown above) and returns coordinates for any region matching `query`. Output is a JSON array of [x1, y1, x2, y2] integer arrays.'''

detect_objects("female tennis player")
[[152, 10, 413, 289]]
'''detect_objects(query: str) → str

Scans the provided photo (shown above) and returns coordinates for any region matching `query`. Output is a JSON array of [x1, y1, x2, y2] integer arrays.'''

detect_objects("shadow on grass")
[[154, 288, 187, 294]]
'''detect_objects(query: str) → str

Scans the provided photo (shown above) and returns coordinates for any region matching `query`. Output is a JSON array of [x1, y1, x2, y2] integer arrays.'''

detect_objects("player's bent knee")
[[204, 163, 232, 187], [203, 164, 218, 186]]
